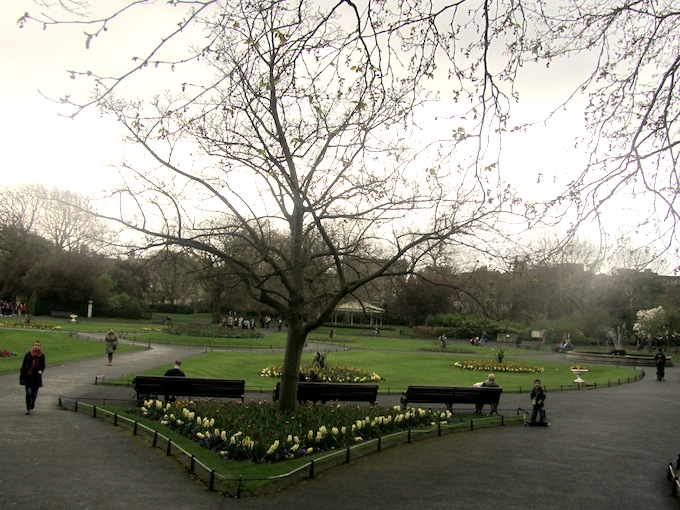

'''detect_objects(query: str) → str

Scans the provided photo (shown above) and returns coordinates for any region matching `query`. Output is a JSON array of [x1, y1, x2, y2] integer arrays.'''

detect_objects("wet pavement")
[[0, 340, 677, 509]]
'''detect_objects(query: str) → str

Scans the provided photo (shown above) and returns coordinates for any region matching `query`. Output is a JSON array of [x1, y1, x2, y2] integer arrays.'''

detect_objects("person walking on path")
[[528, 378, 548, 426], [104, 328, 119, 366], [654, 347, 666, 381], [19, 340, 45, 414]]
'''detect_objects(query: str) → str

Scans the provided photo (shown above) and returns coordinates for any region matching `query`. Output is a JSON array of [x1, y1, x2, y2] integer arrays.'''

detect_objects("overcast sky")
[[2, 0, 656, 262]]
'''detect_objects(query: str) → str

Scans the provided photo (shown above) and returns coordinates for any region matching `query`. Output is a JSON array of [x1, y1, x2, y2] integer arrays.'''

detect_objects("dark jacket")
[[530, 385, 546, 407], [20, 350, 46, 388]]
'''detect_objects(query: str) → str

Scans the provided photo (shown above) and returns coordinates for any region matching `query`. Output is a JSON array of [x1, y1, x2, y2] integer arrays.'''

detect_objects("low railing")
[[667, 455, 680, 497], [58, 395, 514, 498]]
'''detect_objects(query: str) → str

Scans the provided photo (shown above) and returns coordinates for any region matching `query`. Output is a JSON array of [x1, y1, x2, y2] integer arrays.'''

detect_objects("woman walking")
[[105, 328, 119, 366], [20, 341, 45, 415]]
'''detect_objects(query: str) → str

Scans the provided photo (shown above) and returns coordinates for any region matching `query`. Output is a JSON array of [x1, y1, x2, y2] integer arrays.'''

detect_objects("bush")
[[100, 293, 150, 320]]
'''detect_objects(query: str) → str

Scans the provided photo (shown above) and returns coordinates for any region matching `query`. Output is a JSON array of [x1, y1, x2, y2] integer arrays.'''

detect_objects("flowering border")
[[139, 399, 452, 463], [454, 359, 545, 373]]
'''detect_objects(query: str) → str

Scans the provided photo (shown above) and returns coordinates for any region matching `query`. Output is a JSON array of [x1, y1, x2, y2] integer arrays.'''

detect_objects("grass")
[[1, 318, 644, 491], [0, 329, 143, 374], [106, 348, 640, 394]]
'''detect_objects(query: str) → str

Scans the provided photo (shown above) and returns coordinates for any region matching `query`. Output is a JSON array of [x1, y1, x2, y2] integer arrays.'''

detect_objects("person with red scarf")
[[19, 341, 46, 415]]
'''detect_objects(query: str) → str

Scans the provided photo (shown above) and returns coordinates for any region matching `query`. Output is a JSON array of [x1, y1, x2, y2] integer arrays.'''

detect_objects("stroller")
[[519, 407, 550, 427]]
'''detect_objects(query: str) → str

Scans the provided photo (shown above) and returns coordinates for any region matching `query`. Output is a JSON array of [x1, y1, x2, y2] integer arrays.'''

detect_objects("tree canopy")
[[18, 0, 679, 409]]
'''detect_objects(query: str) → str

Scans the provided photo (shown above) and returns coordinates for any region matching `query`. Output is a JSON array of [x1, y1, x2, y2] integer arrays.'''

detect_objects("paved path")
[[0, 341, 677, 509]]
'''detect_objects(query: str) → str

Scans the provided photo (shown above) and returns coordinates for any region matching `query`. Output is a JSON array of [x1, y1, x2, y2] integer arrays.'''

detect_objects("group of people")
[[472, 373, 547, 425], [469, 331, 490, 346], [1, 300, 27, 316]]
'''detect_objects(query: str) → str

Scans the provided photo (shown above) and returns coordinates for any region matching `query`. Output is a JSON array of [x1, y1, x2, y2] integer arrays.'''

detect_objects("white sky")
[[0, 0, 661, 262]]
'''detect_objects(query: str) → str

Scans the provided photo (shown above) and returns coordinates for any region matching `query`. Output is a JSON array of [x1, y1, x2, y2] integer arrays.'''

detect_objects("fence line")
[[667, 455, 680, 497], [57, 395, 515, 498]]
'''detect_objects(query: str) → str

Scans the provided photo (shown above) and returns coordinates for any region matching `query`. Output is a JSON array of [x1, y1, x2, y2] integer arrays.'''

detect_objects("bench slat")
[[133, 375, 245, 405], [401, 385, 502, 413]]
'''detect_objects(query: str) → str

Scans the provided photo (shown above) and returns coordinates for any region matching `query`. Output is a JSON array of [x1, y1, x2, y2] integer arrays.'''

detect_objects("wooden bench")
[[188, 319, 212, 326], [133, 375, 245, 406], [517, 340, 542, 350], [50, 311, 73, 319], [273, 381, 379, 405], [400, 385, 502, 414]]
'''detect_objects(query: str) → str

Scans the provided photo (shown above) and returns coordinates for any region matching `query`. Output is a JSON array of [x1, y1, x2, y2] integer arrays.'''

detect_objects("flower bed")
[[138, 399, 451, 463], [0, 320, 63, 331], [453, 359, 545, 373], [260, 364, 383, 383]]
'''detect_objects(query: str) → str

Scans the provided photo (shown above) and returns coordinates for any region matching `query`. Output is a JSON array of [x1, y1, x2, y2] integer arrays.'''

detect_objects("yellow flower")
[[266, 440, 280, 455]]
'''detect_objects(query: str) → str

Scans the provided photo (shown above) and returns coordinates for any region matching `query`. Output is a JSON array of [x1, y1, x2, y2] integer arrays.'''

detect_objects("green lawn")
[[0, 329, 143, 374], [109, 348, 640, 394], [1, 320, 641, 391], [1, 319, 643, 489]]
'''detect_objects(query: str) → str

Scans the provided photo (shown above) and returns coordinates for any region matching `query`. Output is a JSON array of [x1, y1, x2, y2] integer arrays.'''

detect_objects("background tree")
[[633, 306, 669, 346], [523, 1, 680, 260]]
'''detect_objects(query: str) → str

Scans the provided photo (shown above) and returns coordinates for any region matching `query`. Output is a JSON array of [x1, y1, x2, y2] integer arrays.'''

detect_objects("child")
[[529, 379, 548, 426]]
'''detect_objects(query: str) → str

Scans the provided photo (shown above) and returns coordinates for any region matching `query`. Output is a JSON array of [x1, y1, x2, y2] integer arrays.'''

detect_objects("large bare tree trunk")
[[278, 317, 307, 412]]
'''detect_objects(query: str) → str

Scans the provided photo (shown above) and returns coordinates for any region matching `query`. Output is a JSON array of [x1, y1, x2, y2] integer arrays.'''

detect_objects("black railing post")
[[166, 439, 172, 455], [153, 431, 158, 448], [209, 470, 215, 491], [310, 460, 315, 479], [377, 436, 382, 452], [93, 406, 97, 418], [237, 476, 242, 499], [345, 446, 350, 463], [114, 413, 118, 426]]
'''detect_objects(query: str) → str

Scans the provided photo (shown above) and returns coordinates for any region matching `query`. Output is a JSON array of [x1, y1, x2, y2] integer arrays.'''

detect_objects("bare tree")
[[0, 184, 111, 254], [522, 1, 680, 259], [18, 1, 559, 411]]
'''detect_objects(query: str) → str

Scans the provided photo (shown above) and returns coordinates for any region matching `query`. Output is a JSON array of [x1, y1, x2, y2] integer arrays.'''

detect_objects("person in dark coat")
[[164, 360, 185, 377], [529, 378, 547, 426], [163, 360, 185, 401], [654, 347, 666, 381], [20, 341, 46, 415]]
